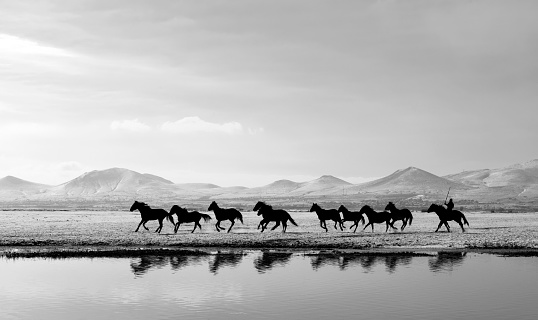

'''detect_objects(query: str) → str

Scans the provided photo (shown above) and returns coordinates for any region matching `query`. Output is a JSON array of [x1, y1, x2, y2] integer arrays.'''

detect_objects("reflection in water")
[[254, 252, 293, 273], [209, 252, 244, 274], [310, 253, 415, 273], [128, 251, 470, 277], [428, 252, 467, 272]]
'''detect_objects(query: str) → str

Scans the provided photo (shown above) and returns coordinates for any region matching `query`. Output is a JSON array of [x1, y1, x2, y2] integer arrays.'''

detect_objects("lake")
[[1, 251, 537, 320]]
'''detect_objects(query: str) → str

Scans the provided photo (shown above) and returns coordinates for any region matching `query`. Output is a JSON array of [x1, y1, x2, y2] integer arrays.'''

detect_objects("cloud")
[[110, 119, 151, 132], [0, 33, 74, 57], [161, 116, 243, 134]]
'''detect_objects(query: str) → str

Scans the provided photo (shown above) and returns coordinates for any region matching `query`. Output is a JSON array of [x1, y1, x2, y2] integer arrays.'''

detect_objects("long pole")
[[444, 187, 451, 203]]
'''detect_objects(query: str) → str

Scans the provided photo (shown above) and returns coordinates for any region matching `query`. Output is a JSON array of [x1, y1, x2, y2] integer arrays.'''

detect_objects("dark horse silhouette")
[[359, 205, 397, 232], [169, 205, 212, 233], [427, 204, 469, 232], [385, 202, 414, 231], [309, 203, 343, 232], [207, 201, 244, 233], [253, 201, 298, 232], [337, 205, 365, 232], [130, 201, 175, 233]]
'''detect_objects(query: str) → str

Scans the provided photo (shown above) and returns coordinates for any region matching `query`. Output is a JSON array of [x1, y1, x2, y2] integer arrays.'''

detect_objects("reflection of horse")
[[385, 202, 413, 231], [359, 205, 397, 232], [207, 201, 244, 233], [169, 205, 212, 233], [427, 204, 469, 232], [130, 256, 168, 276], [254, 252, 293, 273], [337, 205, 365, 232], [429, 252, 467, 272], [253, 201, 297, 232], [209, 252, 244, 274], [130, 201, 175, 233], [309, 203, 343, 232]]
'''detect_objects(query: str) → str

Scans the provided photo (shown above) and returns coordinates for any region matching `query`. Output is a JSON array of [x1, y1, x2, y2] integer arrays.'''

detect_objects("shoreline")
[[2, 245, 538, 258]]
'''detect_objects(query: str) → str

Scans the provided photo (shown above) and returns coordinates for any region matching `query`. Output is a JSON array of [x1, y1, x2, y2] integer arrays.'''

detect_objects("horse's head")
[[208, 201, 218, 211], [130, 201, 145, 212], [385, 202, 395, 211], [309, 203, 320, 212], [170, 205, 187, 215], [427, 204, 439, 213], [337, 205, 346, 212], [253, 201, 265, 212]]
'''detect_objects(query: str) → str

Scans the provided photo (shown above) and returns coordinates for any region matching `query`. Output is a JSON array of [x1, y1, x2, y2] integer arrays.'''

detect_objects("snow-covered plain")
[[1, 210, 537, 256]]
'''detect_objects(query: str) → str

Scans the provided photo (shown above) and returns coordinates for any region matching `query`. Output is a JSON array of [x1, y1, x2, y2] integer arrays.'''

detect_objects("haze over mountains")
[[1, 159, 538, 207]]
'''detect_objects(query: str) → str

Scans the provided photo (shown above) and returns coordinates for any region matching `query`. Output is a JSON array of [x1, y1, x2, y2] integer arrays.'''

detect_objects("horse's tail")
[[461, 212, 469, 226], [166, 214, 175, 225], [200, 213, 212, 222], [408, 211, 413, 226], [288, 214, 298, 227], [236, 211, 244, 224]]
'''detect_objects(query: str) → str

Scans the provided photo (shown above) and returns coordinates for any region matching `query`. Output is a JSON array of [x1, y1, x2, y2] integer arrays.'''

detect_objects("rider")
[[445, 198, 454, 211]]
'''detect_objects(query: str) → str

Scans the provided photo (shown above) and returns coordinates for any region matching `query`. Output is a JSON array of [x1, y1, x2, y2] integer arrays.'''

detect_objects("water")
[[1, 252, 537, 320]]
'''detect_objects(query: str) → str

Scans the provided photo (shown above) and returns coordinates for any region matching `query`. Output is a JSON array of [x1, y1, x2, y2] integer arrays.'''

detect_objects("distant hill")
[[46, 168, 176, 198], [355, 167, 469, 194], [0, 176, 50, 200], [1, 160, 538, 207]]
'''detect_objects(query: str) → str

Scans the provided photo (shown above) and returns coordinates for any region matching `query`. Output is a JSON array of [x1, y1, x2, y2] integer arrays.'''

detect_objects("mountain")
[[47, 168, 176, 197], [445, 159, 538, 187], [354, 167, 469, 194], [444, 159, 538, 202], [0, 176, 50, 200]]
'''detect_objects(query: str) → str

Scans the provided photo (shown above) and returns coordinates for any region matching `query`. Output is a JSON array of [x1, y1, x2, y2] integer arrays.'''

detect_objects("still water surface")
[[1, 252, 537, 320]]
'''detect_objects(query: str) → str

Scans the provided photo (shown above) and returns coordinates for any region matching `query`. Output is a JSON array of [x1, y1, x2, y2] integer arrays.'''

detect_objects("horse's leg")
[[191, 223, 197, 233], [227, 219, 236, 233], [353, 221, 359, 233], [363, 222, 371, 231], [197, 221, 202, 231], [135, 219, 144, 232], [282, 220, 287, 233], [155, 219, 163, 233], [174, 222, 181, 233], [333, 220, 338, 230], [271, 220, 281, 231], [457, 219, 465, 232], [215, 220, 221, 232], [143, 221, 149, 231], [435, 221, 444, 232], [444, 222, 451, 232]]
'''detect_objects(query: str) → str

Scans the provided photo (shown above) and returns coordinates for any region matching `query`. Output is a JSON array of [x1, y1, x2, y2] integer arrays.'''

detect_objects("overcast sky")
[[1, 0, 537, 187]]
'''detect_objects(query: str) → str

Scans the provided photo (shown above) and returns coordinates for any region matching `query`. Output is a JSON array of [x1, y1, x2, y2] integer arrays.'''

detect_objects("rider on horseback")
[[445, 198, 454, 211]]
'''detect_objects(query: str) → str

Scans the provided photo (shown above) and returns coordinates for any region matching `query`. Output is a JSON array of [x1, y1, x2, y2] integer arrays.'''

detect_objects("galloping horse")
[[253, 201, 298, 232], [427, 204, 469, 232], [130, 201, 175, 233], [337, 205, 365, 232], [169, 205, 212, 233], [359, 205, 397, 232], [309, 203, 343, 232], [207, 201, 244, 233], [385, 202, 413, 231]]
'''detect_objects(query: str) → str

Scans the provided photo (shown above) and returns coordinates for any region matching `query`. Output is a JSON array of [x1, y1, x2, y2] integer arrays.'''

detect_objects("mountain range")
[[1, 159, 538, 208]]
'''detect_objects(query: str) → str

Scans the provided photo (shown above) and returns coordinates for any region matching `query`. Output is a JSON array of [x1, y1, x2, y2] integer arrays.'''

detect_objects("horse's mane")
[[138, 201, 150, 208]]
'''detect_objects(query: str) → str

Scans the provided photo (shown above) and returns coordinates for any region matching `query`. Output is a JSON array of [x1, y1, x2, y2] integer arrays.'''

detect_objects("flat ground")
[[1, 210, 537, 256]]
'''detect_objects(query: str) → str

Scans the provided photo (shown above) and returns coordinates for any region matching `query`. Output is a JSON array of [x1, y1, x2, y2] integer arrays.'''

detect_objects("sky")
[[1, 0, 537, 187]]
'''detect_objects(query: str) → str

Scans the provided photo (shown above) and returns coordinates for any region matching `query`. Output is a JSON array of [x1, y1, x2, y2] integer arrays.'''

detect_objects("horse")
[[169, 205, 212, 233], [358, 205, 397, 232], [207, 201, 244, 233], [130, 200, 175, 233], [337, 205, 365, 232], [253, 201, 298, 232], [385, 202, 414, 231], [427, 203, 469, 232], [309, 203, 343, 232]]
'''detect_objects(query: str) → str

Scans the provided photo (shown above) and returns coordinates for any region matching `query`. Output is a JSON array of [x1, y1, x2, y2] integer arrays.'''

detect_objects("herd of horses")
[[130, 200, 470, 234]]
